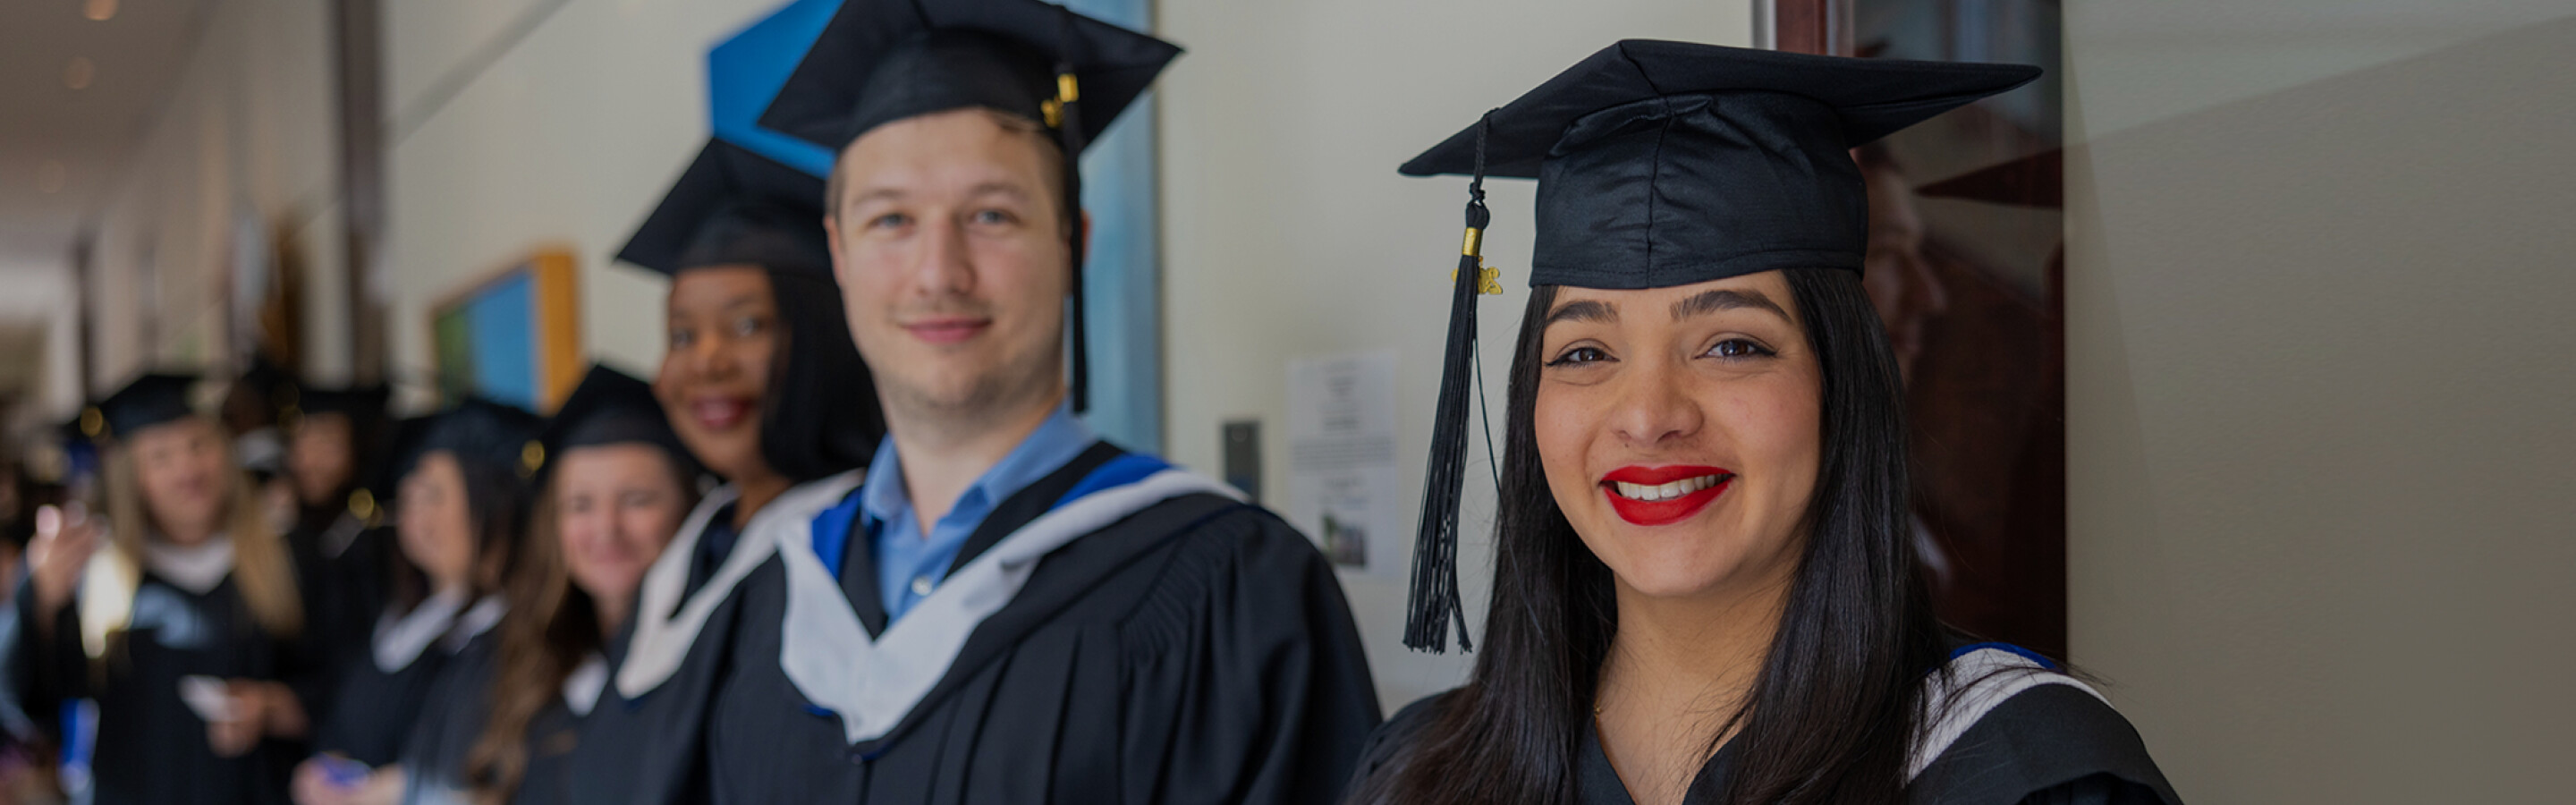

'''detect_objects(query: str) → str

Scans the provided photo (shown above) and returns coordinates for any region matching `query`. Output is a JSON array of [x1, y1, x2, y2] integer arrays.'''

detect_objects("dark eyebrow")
[[1545, 299, 1616, 326], [1671, 289, 1792, 322]]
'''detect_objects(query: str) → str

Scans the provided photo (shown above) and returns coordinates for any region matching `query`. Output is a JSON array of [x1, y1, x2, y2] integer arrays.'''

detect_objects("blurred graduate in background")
[[11, 373, 321, 805]]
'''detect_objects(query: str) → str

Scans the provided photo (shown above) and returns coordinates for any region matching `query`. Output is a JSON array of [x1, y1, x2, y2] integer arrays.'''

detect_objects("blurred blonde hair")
[[93, 415, 304, 648]]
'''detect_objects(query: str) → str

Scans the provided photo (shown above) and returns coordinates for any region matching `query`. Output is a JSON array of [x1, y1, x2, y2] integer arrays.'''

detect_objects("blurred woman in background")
[[289, 399, 541, 805], [399, 366, 700, 805], [12, 373, 315, 805]]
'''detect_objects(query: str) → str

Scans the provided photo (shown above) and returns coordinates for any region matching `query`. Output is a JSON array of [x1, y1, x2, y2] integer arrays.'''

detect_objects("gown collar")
[[778, 453, 1239, 746], [142, 534, 233, 595], [614, 471, 863, 699]]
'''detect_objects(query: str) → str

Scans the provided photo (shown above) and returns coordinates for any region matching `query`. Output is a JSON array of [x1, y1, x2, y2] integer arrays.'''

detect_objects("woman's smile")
[[1600, 464, 1735, 526]]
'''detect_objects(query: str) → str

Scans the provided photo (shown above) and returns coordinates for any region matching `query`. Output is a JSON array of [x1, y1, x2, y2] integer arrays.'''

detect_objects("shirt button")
[[911, 575, 934, 597]]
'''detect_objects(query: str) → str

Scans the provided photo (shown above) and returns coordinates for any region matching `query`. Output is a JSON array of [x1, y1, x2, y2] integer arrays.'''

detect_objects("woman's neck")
[[592, 593, 630, 640], [1592, 574, 1794, 805], [730, 471, 792, 530]]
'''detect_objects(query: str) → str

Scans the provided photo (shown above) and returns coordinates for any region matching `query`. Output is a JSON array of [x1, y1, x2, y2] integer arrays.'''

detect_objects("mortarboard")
[[380, 398, 547, 503], [528, 365, 700, 487], [755, 0, 1182, 412], [617, 140, 835, 281], [1395, 41, 2038, 653], [95, 373, 204, 441]]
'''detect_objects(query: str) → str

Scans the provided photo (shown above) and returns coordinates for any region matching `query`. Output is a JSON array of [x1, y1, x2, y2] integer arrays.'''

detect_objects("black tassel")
[[1404, 114, 1496, 654], [1053, 5, 1091, 415]]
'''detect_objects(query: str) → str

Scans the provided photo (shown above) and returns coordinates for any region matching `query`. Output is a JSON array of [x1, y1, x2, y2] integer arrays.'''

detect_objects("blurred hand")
[[27, 503, 101, 622], [208, 681, 307, 757], [351, 766, 405, 805], [292, 757, 362, 805]]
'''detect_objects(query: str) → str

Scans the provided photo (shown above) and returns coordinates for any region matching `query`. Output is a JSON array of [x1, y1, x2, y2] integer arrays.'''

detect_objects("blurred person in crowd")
[[279, 385, 397, 673], [391, 368, 699, 805], [1343, 43, 2175, 805], [691, 0, 1379, 801], [556, 135, 885, 803], [287, 399, 539, 805], [10, 373, 318, 804]]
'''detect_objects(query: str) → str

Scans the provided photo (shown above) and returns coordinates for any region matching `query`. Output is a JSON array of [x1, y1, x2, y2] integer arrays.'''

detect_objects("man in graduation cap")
[[693, 1, 1380, 802]]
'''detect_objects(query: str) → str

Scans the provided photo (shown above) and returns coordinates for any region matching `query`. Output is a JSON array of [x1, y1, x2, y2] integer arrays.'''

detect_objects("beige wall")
[[77, 0, 339, 392], [2063, 2, 2576, 801], [381, 0, 796, 401]]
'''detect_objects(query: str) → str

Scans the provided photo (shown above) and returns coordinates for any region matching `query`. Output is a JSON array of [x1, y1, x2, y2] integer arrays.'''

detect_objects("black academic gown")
[[702, 445, 1382, 805], [7, 569, 311, 805], [1349, 651, 2181, 805], [308, 601, 482, 767], [397, 632, 591, 805], [285, 507, 389, 663], [562, 490, 764, 805]]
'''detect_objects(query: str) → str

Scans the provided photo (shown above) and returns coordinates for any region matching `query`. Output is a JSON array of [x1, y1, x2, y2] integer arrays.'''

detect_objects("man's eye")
[[971, 208, 1017, 226], [1546, 346, 1610, 367], [1706, 339, 1775, 360], [870, 212, 910, 230]]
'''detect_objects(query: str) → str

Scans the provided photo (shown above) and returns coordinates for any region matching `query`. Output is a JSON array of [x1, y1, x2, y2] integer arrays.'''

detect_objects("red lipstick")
[[1599, 465, 1734, 526]]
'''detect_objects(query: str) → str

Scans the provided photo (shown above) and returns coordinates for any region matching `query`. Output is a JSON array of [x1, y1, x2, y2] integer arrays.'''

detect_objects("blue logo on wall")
[[709, 0, 843, 178]]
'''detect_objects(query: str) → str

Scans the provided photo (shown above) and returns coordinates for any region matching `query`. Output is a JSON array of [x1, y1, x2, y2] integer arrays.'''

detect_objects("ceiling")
[[0, 0, 210, 267]]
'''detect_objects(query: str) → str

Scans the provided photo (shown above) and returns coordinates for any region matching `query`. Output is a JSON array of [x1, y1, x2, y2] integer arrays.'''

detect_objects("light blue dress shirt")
[[860, 403, 1097, 623]]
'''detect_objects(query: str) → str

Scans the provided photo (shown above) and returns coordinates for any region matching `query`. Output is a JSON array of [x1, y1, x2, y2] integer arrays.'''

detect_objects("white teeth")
[[1612, 475, 1724, 501]]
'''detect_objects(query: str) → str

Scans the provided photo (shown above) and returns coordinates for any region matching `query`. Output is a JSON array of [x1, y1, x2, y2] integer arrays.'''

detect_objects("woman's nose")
[[1606, 359, 1703, 448]]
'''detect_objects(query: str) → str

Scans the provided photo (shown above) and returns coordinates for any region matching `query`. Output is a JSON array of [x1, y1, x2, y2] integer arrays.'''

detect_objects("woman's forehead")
[[1545, 271, 1797, 320]]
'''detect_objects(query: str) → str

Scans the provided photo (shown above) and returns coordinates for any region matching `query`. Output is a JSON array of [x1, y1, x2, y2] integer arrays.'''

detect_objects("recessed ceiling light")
[[86, 0, 119, 22], [37, 161, 69, 194], [65, 57, 96, 90]]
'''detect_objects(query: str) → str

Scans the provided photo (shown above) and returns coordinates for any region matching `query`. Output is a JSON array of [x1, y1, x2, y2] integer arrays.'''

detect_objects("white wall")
[[79, 0, 340, 389], [2063, 2, 2576, 801], [1156, 0, 1755, 714], [383, 0, 792, 400]]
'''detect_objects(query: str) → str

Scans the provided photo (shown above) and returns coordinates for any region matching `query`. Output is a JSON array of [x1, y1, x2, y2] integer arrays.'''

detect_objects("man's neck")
[[886, 387, 1065, 534]]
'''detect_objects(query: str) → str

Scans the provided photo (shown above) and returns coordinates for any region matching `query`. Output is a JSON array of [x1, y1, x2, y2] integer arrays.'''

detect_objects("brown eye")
[[1705, 338, 1775, 360], [1546, 346, 1611, 367]]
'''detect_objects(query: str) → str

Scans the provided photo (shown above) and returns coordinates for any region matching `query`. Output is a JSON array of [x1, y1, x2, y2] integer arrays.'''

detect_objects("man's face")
[[828, 108, 1072, 421]]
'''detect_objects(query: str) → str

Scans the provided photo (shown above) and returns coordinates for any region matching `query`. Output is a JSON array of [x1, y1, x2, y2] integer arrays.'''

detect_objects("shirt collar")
[[860, 403, 1098, 531]]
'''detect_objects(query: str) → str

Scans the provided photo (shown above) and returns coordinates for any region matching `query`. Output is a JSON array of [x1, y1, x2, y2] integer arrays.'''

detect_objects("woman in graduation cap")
[[557, 138, 883, 805], [377, 366, 703, 805], [1343, 43, 2179, 805], [12, 373, 318, 804], [289, 398, 541, 805]]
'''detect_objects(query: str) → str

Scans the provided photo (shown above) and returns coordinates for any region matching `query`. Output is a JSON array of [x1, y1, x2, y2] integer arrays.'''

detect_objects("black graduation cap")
[[529, 364, 701, 487], [755, 0, 1181, 412], [383, 398, 547, 498], [1394, 41, 2038, 653], [617, 140, 835, 280], [95, 373, 203, 441]]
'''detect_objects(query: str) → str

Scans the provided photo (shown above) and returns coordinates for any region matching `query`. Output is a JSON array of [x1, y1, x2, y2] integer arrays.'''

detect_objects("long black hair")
[[757, 267, 883, 483], [1364, 267, 1942, 805]]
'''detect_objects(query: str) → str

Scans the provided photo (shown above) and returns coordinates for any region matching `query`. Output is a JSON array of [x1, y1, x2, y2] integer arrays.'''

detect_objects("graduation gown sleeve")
[[1111, 504, 1384, 805]]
